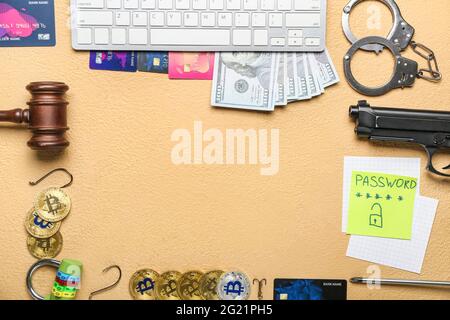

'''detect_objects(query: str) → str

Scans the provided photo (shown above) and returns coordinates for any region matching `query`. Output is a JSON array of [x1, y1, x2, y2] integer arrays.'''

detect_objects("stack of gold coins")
[[129, 269, 250, 300], [25, 188, 71, 259]]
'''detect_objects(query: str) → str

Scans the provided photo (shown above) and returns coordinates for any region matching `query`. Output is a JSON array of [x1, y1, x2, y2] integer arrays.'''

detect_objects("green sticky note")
[[347, 171, 418, 239]]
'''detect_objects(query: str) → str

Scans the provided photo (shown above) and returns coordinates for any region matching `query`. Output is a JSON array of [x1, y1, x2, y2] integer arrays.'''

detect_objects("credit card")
[[0, 0, 55, 47], [274, 279, 347, 300], [168, 52, 215, 80], [138, 52, 169, 74], [89, 51, 137, 72]]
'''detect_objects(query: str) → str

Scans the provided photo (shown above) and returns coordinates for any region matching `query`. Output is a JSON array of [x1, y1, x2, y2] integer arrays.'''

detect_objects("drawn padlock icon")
[[369, 203, 383, 228], [26, 258, 82, 300]]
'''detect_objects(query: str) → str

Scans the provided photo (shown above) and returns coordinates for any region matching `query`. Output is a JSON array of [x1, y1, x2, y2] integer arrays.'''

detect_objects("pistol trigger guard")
[[424, 146, 450, 177]]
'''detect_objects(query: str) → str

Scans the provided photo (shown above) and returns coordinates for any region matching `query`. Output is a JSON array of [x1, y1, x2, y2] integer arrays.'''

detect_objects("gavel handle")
[[0, 109, 29, 124]]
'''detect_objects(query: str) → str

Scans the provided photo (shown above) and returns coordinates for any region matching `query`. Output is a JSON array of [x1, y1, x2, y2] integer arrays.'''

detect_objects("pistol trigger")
[[443, 164, 450, 170]]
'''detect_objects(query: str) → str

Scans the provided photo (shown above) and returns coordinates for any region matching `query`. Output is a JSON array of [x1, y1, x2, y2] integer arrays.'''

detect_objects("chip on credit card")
[[0, 0, 55, 47], [274, 279, 347, 300], [138, 52, 169, 74], [89, 51, 138, 72]]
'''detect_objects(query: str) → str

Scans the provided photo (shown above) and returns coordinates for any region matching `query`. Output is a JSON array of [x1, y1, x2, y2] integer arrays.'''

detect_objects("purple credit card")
[[89, 51, 137, 72], [0, 0, 56, 47]]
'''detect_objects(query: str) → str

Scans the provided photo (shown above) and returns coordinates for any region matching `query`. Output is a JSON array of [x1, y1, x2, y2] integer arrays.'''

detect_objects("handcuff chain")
[[410, 41, 442, 82]]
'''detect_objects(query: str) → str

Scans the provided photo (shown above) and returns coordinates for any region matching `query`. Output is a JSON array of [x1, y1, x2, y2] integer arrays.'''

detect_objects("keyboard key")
[[106, 0, 121, 8], [288, 37, 302, 46], [94, 28, 109, 44], [218, 12, 232, 26], [77, 11, 113, 25], [295, 0, 321, 10], [184, 12, 199, 26], [226, 0, 240, 10], [115, 12, 131, 26], [305, 37, 320, 46], [286, 13, 320, 27], [254, 30, 268, 46], [288, 30, 303, 38], [235, 13, 249, 27], [233, 29, 251, 45], [150, 12, 165, 25], [277, 0, 292, 10], [141, 0, 156, 9], [201, 12, 216, 27], [78, 0, 104, 8], [150, 29, 230, 45], [244, 0, 258, 10], [193, 0, 207, 9], [124, 0, 139, 9], [210, 0, 224, 9], [261, 0, 275, 10], [270, 37, 285, 46], [175, 0, 189, 9], [269, 13, 282, 27], [158, 0, 173, 9], [167, 12, 182, 26], [77, 28, 92, 44], [112, 28, 126, 44], [133, 12, 148, 26], [252, 13, 266, 27], [129, 28, 148, 44]]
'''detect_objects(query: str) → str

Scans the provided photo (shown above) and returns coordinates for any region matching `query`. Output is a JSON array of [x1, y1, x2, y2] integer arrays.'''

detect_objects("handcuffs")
[[342, 0, 442, 96]]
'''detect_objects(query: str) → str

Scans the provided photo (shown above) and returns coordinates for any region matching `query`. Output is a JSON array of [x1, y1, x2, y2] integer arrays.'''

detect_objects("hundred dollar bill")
[[294, 53, 312, 101], [275, 53, 288, 106], [286, 53, 298, 101], [304, 53, 321, 97], [211, 52, 277, 112], [311, 49, 340, 88]]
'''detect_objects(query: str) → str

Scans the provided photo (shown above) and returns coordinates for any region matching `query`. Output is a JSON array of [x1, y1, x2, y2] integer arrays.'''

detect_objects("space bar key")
[[150, 29, 231, 46]]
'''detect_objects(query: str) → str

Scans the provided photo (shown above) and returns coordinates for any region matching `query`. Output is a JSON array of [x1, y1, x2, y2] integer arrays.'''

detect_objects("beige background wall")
[[0, 0, 449, 300]]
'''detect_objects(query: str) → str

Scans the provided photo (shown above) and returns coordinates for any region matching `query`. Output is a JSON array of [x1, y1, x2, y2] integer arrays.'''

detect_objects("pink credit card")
[[168, 52, 215, 80]]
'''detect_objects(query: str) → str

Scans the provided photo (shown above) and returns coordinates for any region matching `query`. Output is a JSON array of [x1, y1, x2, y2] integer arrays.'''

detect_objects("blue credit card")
[[274, 279, 347, 300], [0, 0, 55, 47], [89, 51, 138, 72], [138, 52, 169, 74]]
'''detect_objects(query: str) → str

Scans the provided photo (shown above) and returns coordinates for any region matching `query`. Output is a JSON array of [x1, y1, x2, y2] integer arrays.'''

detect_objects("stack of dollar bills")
[[211, 50, 339, 112]]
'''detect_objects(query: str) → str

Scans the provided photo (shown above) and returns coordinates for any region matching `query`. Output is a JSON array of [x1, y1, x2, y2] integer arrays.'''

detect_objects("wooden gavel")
[[0, 82, 70, 151]]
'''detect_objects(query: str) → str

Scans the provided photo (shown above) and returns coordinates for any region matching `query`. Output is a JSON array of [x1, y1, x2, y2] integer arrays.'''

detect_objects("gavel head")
[[25, 82, 70, 152]]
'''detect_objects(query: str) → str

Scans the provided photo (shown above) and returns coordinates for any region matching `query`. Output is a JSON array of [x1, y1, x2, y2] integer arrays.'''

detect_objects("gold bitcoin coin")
[[24, 208, 61, 239], [178, 271, 204, 300], [35, 187, 71, 222], [199, 270, 225, 300], [129, 269, 160, 300], [26, 232, 63, 259], [155, 271, 182, 300]]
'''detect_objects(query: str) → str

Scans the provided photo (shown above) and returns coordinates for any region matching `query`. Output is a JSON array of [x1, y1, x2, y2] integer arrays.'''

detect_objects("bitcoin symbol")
[[224, 281, 244, 296], [37, 238, 51, 253], [206, 278, 217, 291], [185, 281, 200, 297], [33, 215, 52, 229], [136, 278, 155, 295], [162, 280, 177, 296], [45, 195, 62, 215]]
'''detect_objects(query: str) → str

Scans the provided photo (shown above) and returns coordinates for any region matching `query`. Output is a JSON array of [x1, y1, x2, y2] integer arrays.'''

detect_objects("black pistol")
[[350, 100, 450, 177]]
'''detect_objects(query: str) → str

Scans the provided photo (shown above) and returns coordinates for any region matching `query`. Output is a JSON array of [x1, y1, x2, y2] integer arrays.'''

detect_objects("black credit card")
[[274, 279, 347, 300]]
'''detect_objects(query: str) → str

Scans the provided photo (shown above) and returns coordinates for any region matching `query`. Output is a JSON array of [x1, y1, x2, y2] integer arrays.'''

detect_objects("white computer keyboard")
[[71, 0, 327, 52]]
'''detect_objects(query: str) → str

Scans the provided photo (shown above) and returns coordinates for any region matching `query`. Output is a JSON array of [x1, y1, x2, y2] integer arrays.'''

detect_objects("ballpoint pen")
[[351, 277, 450, 288]]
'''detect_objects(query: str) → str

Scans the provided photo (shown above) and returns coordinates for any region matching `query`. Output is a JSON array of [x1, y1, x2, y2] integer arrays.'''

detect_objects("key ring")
[[26, 258, 82, 300], [26, 259, 61, 300]]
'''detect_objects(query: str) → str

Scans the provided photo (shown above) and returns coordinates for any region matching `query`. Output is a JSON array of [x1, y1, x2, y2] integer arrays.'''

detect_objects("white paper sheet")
[[342, 157, 421, 232], [346, 196, 438, 274]]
